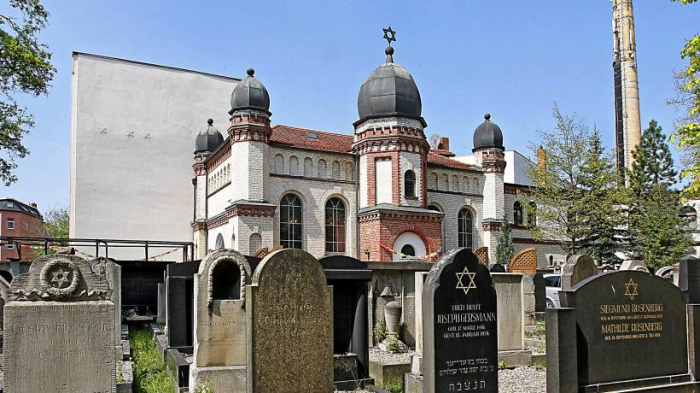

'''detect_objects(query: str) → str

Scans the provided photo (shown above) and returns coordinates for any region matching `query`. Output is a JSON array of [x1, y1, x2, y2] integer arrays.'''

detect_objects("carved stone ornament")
[[40, 259, 81, 297]]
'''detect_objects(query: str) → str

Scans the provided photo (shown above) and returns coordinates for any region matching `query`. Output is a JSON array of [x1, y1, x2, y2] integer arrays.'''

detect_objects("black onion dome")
[[473, 113, 504, 151], [357, 47, 422, 120], [230, 68, 270, 112], [195, 119, 224, 153]]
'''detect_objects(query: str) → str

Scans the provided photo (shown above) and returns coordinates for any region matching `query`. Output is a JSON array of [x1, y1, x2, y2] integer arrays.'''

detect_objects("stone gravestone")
[[548, 270, 689, 392], [247, 249, 333, 392], [4, 255, 116, 393], [560, 254, 598, 291], [423, 248, 498, 393], [190, 250, 251, 393], [91, 257, 123, 360], [165, 261, 201, 350], [0, 275, 10, 329], [680, 256, 700, 303], [620, 259, 650, 273]]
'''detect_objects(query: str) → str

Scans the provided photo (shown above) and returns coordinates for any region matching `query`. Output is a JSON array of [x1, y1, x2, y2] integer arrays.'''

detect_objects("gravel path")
[[499, 366, 546, 393]]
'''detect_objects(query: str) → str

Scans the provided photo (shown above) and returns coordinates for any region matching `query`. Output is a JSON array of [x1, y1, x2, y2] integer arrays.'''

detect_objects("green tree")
[[577, 130, 627, 264], [628, 120, 692, 269], [670, 0, 699, 197], [0, 0, 55, 185], [43, 205, 69, 238], [495, 215, 514, 264]]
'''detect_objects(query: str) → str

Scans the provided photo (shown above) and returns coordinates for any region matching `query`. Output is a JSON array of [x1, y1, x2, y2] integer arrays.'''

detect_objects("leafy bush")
[[130, 329, 175, 393], [376, 377, 403, 393], [373, 320, 387, 343]]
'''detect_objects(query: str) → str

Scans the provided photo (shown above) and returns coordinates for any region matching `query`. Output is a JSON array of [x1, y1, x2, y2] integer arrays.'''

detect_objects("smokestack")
[[537, 146, 547, 172], [30, 202, 37, 209], [438, 137, 450, 151]]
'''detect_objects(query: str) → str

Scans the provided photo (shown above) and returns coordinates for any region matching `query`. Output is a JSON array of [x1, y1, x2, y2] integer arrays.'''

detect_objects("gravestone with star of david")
[[4, 255, 117, 392], [548, 270, 689, 392], [422, 248, 498, 393]]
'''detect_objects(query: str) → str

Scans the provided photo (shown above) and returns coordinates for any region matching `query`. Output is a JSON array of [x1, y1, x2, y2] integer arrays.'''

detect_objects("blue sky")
[[3, 0, 699, 212]]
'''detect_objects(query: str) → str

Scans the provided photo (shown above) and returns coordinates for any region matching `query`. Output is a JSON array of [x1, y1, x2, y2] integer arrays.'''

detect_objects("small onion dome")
[[357, 46, 422, 121], [230, 68, 270, 113], [195, 119, 224, 153], [473, 113, 504, 151]]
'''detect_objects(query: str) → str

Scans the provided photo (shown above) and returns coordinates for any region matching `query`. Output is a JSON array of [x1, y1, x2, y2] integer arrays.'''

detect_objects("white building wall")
[[234, 216, 274, 255], [70, 53, 238, 260], [504, 150, 534, 186], [399, 153, 423, 207], [376, 159, 393, 205], [207, 222, 235, 251]]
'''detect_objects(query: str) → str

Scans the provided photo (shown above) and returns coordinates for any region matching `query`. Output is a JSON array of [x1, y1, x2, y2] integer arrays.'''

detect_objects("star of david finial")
[[456, 266, 477, 295], [383, 26, 396, 46], [624, 278, 639, 300]]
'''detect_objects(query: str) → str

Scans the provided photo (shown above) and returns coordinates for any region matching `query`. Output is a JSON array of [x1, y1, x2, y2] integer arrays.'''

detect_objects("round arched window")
[[401, 244, 416, 257]]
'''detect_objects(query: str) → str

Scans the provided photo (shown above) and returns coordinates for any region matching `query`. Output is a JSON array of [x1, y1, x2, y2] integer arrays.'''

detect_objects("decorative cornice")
[[481, 151, 506, 174], [481, 219, 502, 231], [204, 141, 231, 172], [505, 183, 533, 195], [358, 207, 442, 224], [226, 202, 276, 218], [352, 125, 429, 155]]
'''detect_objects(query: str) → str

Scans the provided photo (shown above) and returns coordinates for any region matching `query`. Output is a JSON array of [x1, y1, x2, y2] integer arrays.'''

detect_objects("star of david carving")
[[51, 268, 71, 289], [624, 278, 639, 300], [456, 267, 477, 295], [383, 26, 396, 46]]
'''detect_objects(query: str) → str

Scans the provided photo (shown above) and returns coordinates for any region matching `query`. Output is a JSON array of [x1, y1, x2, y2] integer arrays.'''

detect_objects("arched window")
[[332, 161, 341, 179], [441, 174, 449, 191], [231, 233, 236, 250], [401, 244, 416, 257], [429, 172, 438, 189], [427, 204, 442, 212], [289, 155, 300, 176], [249, 233, 263, 254], [280, 194, 303, 249], [680, 206, 697, 230], [318, 159, 327, 178], [473, 178, 479, 193], [528, 202, 537, 227], [274, 154, 285, 174], [463, 176, 470, 193], [513, 201, 524, 226], [452, 175, 459, 192], [215, 233, 225, 250], [458, 208, 474, 249], [345, 162, 354, 180], [304, 157, 313, 177], [325, 198, 346, 253], [404, 170, 416, 197]]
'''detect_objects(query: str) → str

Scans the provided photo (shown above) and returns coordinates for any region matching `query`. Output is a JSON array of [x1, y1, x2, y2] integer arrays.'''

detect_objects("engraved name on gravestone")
[[247, 249, 334, 393], [4, 255, 116, 393], [563, 270, 687, 386], [423, 249, 498, 393]]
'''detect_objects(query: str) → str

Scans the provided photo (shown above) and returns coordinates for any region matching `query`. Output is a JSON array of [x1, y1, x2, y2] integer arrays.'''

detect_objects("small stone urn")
[[384, 300, 402, 336]]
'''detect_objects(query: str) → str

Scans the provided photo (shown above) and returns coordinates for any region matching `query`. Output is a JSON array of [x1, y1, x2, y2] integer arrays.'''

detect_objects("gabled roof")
[[0, 198, 42, 219], [269, 124, 477, 171], [271, 125, 354, 154]]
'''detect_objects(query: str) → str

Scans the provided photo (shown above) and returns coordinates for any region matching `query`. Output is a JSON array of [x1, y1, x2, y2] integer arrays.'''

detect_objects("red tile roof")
[[270, 124, 477, 170], [271, 125, 353, 153]]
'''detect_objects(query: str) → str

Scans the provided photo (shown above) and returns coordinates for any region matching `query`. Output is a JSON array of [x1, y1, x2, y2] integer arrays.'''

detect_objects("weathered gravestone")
[[561, 254, 599, 292], [680, 256, 700, 303], [547, 270, 689, 392], [4, 255, 116, 393], [0, 275, 10, 330], [190, 250, 251, 393], [620, 259, 650, 273], [423, 248, 498, 393], [247, 249, 333, 392]]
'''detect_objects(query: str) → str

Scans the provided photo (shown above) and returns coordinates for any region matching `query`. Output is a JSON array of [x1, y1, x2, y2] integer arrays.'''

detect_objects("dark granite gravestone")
[[165, 261, 200, 350], [680, 256, 700, 303], [548, 270, 690, 392], [488, 263, 505, 273], [423, 248, 498, 393], [533, 273, 546, 313]]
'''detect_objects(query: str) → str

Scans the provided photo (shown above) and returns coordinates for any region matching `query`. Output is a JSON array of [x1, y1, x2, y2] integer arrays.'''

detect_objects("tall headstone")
[[423, 248, 498, 393], [680, 256, 700, 303], [4, 255, 116, 393], [560, 254, 598, 291], [0, 275, 10, 329], [619, 259, 650, 273], [247, 249, 333, 392], [91, 257, 122, 360], [165, 260, 200, 349], [190, 250, 251, 393], [548, 270, 689, 392]]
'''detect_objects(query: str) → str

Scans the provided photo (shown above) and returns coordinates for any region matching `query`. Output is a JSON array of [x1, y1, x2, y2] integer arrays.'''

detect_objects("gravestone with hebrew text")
[[190, 250, 251, 393], [423, 248, 498, 393], [247, 249, 333, 392], [4, 255, 116, 393]]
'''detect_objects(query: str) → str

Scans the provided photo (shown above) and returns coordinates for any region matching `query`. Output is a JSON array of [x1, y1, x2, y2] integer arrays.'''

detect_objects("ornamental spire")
[[382, 26, 396, 63]]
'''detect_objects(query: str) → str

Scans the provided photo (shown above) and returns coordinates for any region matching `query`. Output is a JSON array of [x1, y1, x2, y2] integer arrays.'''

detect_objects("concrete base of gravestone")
[[369, 359, 411, 384], [414, 272, 428, 354], [492, 273, 525, 351], [190, 365, 246, 393], [165, 348, 191, 389], [410, 355, 422, 374], [498, 349, 532, 367], [404, 372, 424, 393], [522, 274, 536, 326], [117, 360, 134, 393], [5, 301, 116, 393]]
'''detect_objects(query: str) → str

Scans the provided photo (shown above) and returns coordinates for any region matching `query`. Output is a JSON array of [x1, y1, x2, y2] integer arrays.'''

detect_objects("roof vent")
[[305, 133, 318, 139]]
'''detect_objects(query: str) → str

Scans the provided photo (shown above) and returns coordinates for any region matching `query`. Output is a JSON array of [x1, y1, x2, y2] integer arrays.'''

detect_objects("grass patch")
[[130, 328, 175, 393], [376, 377, 403, 393]]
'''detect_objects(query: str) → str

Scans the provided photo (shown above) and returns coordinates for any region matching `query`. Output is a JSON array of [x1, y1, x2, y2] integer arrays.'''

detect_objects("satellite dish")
[[429, 134, 440, 150]]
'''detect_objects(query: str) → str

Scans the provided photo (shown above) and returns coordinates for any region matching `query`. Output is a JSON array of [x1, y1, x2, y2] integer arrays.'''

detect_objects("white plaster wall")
[[195, 175, 207, 220], [375, 159, 393, 205], [70, 53, 238, 260], [392, 232, 426, 261], [504, 150, 534, 186], [206, 223, 235, 252], [482, 172, 504, 220], [400, 153, 422, 207], [206, 186, 230, 218], [269, 175, 357, 259]]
